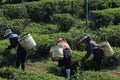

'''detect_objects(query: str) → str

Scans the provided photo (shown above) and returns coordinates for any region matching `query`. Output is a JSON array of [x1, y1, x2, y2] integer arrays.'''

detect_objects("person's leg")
[[57, 59, 64, 75], [57, 67, 62, 75], [66, 69, 71, 80], [21, 53, 27, 71], [65, 57, 71, 80], [16, 56, 20, 68], [92, 48, 104, 71], [93, 57, 102, 71]]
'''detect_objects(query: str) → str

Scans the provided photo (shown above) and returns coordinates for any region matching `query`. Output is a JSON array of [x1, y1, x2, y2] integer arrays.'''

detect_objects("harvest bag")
[[98, 42, 114, 57], [50, 45, 64, 61], [18, 33, 37, 51]]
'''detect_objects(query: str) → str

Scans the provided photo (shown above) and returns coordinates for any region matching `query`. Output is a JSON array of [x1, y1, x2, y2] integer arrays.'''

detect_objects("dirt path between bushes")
[[26, 64, 46, 73], [26, 63, 120, 77], [110, 71, 120, 77]]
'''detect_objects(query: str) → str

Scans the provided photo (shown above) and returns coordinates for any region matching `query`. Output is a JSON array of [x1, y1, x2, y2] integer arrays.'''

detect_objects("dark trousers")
[[58, 57, 71, 69], [16, 44, 27, 71], [92, 48, 104, 71], [16, 53, 27, 71]]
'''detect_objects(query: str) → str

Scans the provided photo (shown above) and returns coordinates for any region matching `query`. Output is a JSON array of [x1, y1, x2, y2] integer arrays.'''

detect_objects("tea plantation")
[[0, 0, 120, 80]]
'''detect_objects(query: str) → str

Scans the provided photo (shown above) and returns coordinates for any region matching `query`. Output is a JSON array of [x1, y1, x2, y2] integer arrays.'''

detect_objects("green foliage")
[[0, 0, 37, 4], [0, 19, 31, 38], [25, 0, 84, 22], [90, 8, 120, 29], [98, 25, 120, 47], [89, 11, 114, 29], [56, 0, 84, 18], [0, 40, 16, 67], [102, 56, 120, 68], [0, 21, 6, 39], [0, 0, 120, 80], [0, 0, 84, 22], [23, 22, 59, 35], [53, 13, 75, 32], [0, 9, 4, 17], [2, 4, 29, 19], [0, 0, 7, 4], [88, 0, 120, 10], [71, 70, 120, 80], [0, 67, 66, 80], [113, 47, 120, 56], [25, 2, 47, 22]]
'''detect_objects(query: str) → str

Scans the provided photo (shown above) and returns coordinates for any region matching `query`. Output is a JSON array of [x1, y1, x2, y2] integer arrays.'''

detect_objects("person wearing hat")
[[79, 34, 104, 71], [4, 29, 27, 71], [57, 38, 72, 80]]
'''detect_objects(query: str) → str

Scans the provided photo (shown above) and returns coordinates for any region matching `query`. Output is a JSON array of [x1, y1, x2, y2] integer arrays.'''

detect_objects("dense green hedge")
[[0, 0, 84, 22], [0, 19, 31, 38], [23, 22, 59, 35], [0, 67, 65, 80], [0, 9, 4, 17], [0, 39, 16, 67], [97, 25, 120, 47], [53, 13, 75, 32], [1, 0, 120, 10], [1, 0, 120, 23], [89, 8, 120, 29], [1, 4, 29, 19], [0, 0, 40, 4], [0, 0, 120, 80], [88, 0, 120, 10], [71, 70, 120, 80]]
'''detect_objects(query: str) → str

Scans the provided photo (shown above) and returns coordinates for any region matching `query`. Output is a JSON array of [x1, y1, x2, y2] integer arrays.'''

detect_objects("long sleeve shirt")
[[7, 33, 27, 55], [7, 34, 19, 50], [82, 40, 97, 61]]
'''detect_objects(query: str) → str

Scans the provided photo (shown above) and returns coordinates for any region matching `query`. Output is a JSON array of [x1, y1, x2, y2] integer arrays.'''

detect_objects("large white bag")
[[50, 45, 64, 61], [98, 41, 114, 57], [18, 33, 37, 51]]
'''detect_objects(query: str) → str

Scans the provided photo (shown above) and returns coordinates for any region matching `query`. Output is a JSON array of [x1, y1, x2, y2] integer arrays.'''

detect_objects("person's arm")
[[5, 39, 14, 50], [6, 38, 18, 50], [81, 44, 92, 62]]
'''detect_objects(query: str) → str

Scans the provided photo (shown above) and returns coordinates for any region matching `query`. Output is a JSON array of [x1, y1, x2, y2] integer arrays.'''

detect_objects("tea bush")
[[0, 19, 31, 38], [98, 25, 120, 47], [71, 70, 120, 80], [25, 0, 84, 21], [0, 0, 120, 80], [0, 67, 66, 80], [53, 13, 75, 32], [23, 22, 59, 35], [56, 0, 84, 18], [0, 0, 40, 4], [0, 40, 16, 67], [0, 0, 84, 22], [88, 0, 120, 10], [25, 2, 47, 22], [1, 4, 29, 19], [0, 9, 4, 17], [90, 8, 120, 29]]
